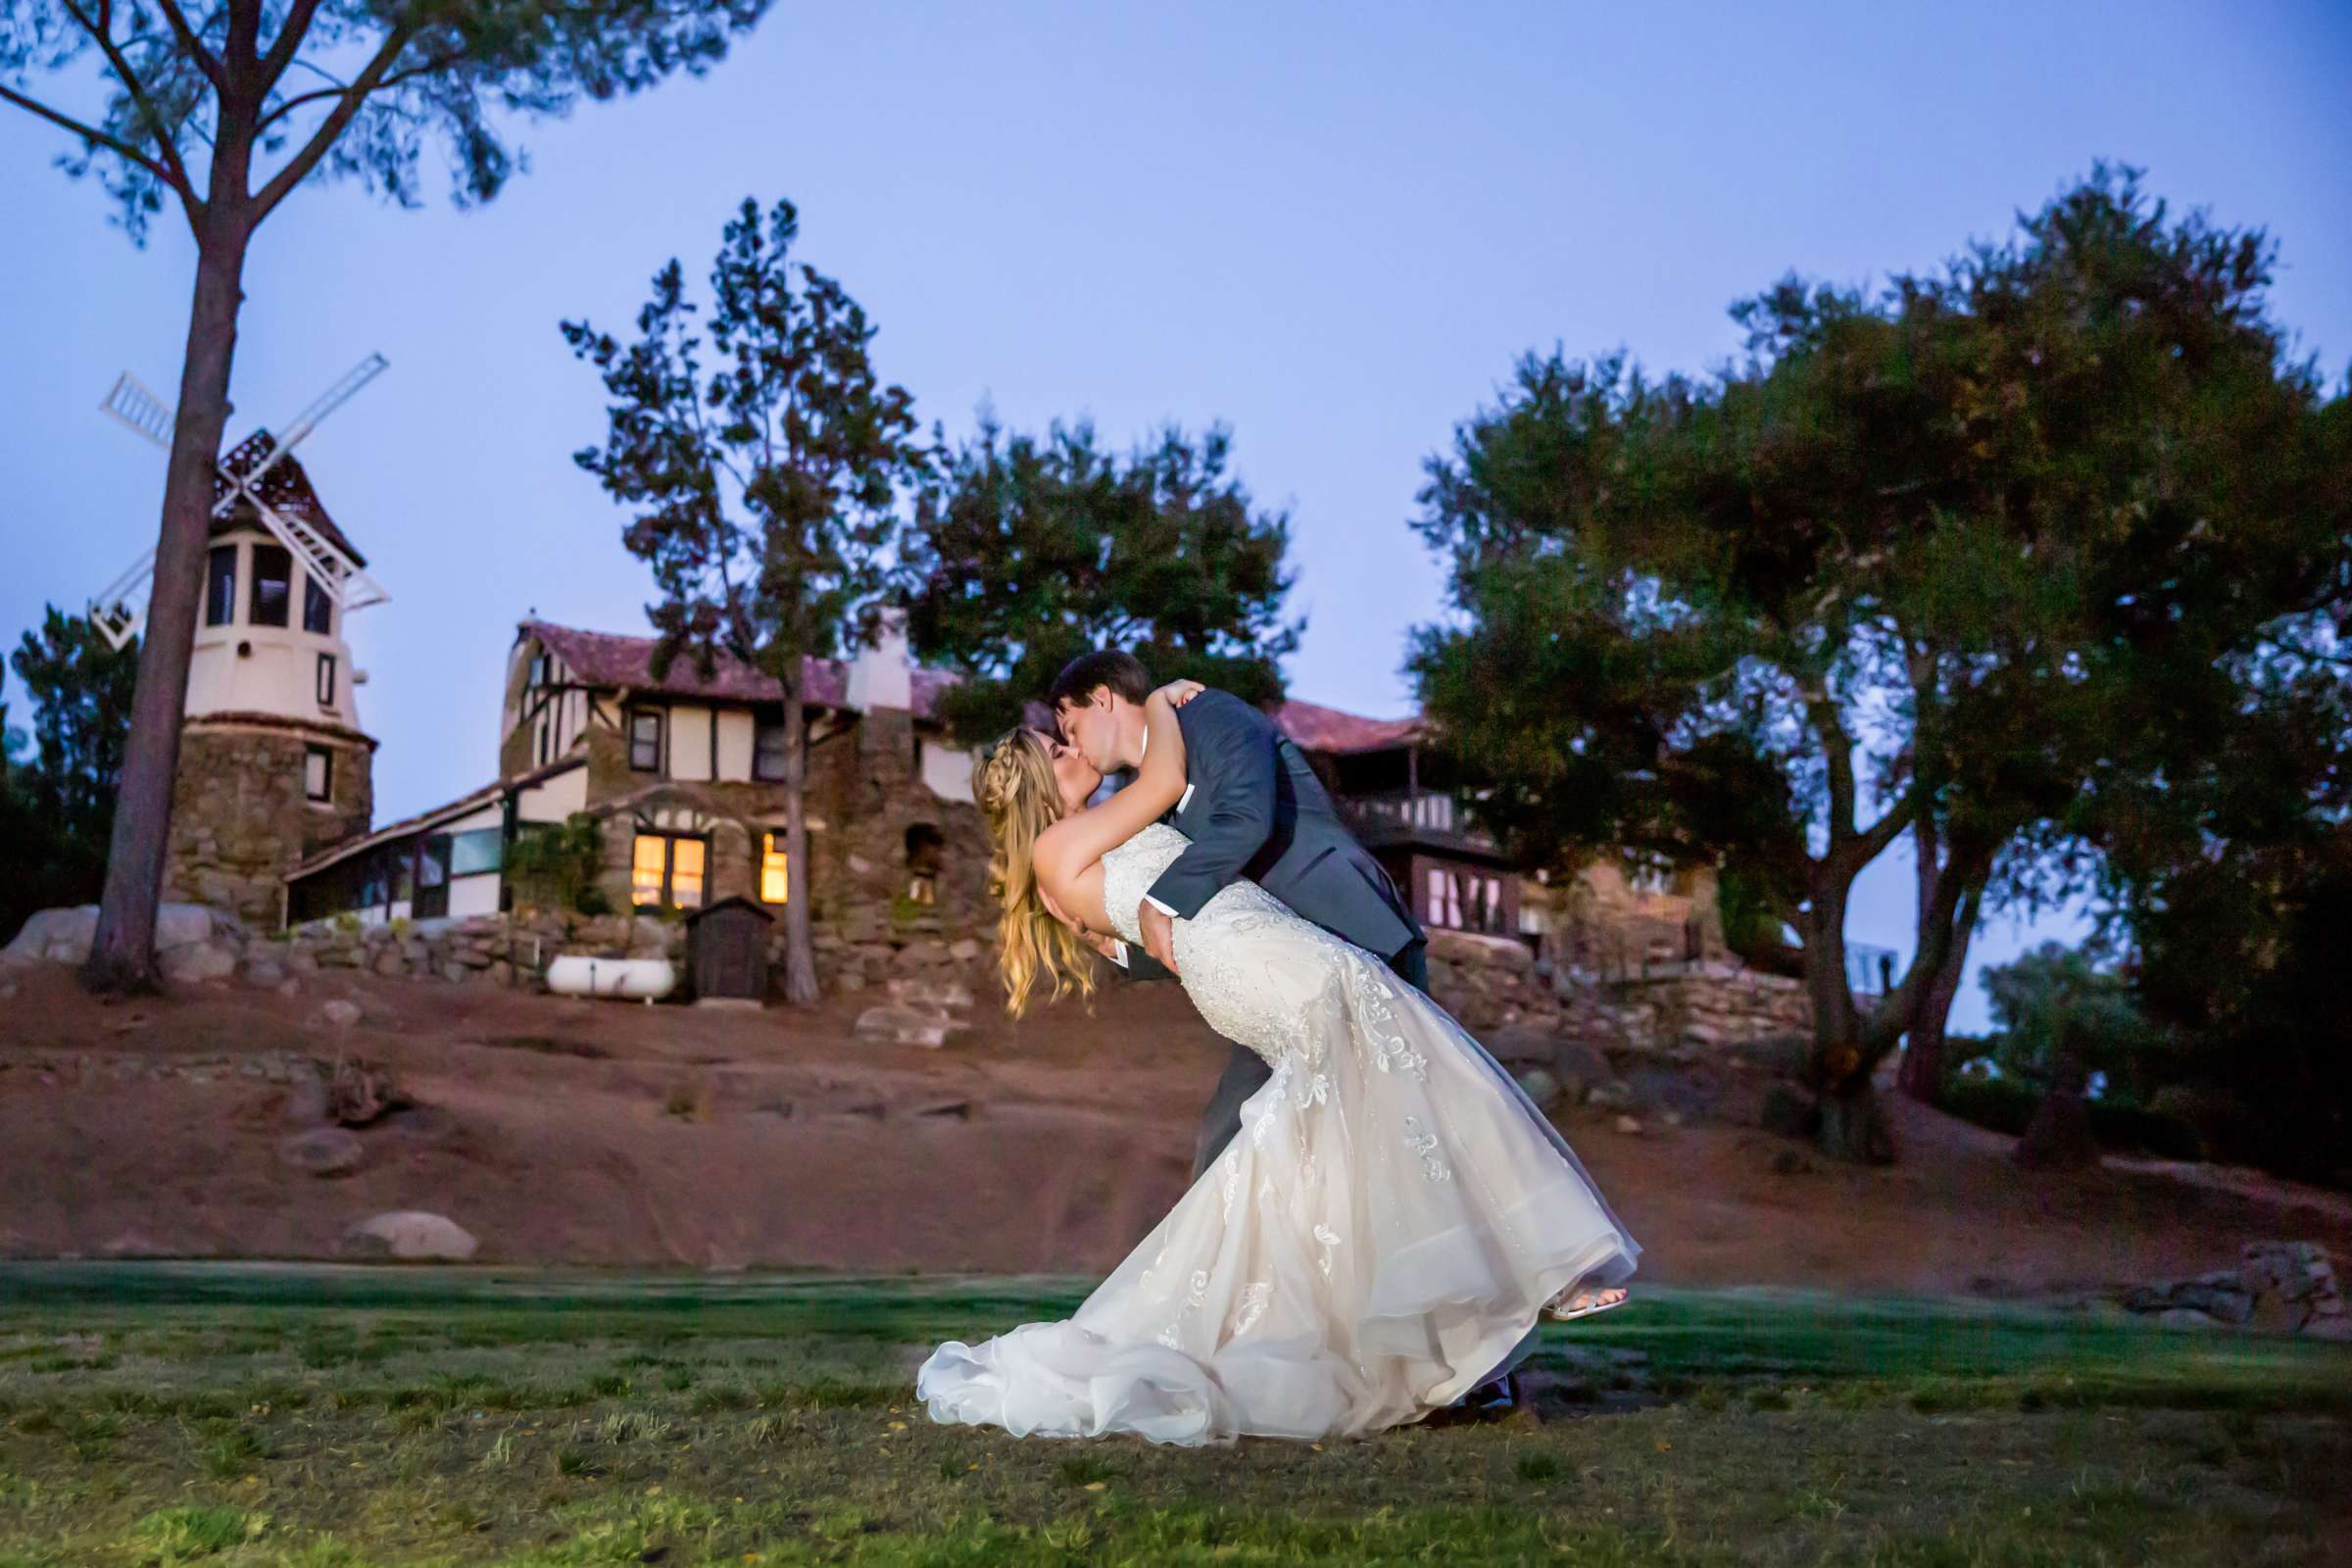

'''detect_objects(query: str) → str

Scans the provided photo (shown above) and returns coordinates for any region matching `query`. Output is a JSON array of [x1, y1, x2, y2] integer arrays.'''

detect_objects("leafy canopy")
[[564, 195, 924, 684], [1, 0, 770, 241], [906, 416, 1300, 744]]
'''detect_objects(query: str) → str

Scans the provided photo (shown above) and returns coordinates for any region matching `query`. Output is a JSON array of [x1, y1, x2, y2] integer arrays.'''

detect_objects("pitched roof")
[[283, 756, 585, 880], [211, 430, 368, 569], [1272, 698, 1423, 756], [520, 620, 973, 720]]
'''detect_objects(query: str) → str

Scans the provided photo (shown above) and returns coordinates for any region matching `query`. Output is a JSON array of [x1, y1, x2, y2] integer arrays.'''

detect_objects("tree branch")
[[57, 0, 203, 216], [257, 46, 466, 132], [1806, 687, 1859, 848], [152, 0, 225, 93], [1844, 786, 1922, 875], [256, 0, 325, 91], [0, 79, 176, 191], [250, 24, 413, 219]]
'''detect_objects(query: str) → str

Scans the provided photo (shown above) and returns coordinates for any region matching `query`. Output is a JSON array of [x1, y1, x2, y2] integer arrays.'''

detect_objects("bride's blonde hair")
[[973, 729, 1097, 1018]]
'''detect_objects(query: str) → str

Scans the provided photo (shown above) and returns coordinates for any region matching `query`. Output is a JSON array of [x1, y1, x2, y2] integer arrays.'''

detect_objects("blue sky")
[[4, 1, 2347, 1029]]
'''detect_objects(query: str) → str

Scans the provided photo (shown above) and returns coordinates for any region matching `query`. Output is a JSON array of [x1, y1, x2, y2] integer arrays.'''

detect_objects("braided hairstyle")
[[972, 729, 1097, 1017]]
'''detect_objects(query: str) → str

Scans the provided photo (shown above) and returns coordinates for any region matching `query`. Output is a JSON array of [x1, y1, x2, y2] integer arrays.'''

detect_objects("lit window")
[[761, 833, 789, 904], [632, 832, 706, 909], [317, 653, 336, 706], [670, 838, 705, 907], [304, 745, 332, 802], [632, 835, 668, 906]]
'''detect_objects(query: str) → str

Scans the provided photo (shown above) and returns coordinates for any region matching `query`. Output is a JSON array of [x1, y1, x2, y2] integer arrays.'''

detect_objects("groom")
[[1045, 650, 1428, 1177]]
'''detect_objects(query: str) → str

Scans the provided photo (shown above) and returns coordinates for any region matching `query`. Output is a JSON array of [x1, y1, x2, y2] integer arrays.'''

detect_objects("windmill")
[[87, 354, 392, 650]]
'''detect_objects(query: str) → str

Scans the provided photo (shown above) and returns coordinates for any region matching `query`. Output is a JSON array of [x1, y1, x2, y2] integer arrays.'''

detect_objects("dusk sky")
[[5, 1, 2347, 1029]]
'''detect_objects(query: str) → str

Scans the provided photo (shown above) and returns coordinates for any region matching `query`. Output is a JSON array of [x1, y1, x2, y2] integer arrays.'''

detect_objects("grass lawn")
[[1, 1264, 2345, 1565]]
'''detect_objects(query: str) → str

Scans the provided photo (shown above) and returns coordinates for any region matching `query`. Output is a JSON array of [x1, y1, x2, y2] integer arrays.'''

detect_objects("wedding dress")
[[915, 823, 1640, 1444]]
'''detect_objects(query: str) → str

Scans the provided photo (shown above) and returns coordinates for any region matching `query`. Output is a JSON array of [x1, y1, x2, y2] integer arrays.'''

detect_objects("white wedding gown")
[[916, 823, 1641, 1444]]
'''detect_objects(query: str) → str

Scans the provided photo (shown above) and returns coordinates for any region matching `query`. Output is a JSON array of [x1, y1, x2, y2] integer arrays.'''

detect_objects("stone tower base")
[[165, 716, 374, 930]]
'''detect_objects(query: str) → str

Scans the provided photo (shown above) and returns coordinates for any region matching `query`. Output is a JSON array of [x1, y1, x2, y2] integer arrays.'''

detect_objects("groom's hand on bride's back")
[[1139, 901, 1179, 975]]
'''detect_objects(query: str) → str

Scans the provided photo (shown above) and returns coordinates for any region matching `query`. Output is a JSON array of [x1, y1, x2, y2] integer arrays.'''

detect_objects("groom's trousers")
[[1189, 938, 1431, 1182]]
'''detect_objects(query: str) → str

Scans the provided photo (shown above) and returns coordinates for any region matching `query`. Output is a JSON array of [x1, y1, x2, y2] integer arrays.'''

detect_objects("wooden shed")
[[686, 896, 774, 1004]]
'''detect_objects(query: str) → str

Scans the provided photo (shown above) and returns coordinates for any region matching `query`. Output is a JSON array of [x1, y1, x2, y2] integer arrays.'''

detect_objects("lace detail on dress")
[[1402, 1116, 1452, 1184]]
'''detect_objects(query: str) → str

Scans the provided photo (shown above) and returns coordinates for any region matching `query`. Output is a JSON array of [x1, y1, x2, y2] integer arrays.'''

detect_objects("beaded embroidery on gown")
[[915, 823, 1641, 1445]]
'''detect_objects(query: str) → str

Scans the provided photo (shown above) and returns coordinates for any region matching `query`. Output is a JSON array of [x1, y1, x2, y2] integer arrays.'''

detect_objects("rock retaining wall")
[[1424, 932, 1812, 1058]]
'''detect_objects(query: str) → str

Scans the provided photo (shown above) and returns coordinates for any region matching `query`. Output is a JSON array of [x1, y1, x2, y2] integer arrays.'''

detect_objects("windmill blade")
[[88, 353, 391, 641], [99, 372, 175, 450], [87, 551, 157, 650], [272, 353, 387, 456]]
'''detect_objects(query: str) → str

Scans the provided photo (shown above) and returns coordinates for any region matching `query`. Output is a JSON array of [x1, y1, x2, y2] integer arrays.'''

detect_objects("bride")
[[916, 682, 1641, 1445]]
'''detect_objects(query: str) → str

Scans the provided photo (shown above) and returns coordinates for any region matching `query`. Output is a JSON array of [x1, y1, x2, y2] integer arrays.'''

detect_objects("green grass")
[[0, 1264, 2345, 1565]]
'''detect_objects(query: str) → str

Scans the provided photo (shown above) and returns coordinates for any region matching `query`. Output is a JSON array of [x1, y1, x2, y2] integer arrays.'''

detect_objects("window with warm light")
[[761, 833, 789, 903], [670, 837, 705, 907], [631, 835, 666, 906], [631, 832, 708, 909]]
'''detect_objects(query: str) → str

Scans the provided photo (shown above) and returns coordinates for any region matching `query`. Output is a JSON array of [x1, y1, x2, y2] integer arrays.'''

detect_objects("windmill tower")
[[91, 358, 392, 929]]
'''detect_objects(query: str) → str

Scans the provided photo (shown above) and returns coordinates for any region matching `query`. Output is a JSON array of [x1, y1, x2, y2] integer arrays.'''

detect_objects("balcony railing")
[[1336, 790, 1501, 856]]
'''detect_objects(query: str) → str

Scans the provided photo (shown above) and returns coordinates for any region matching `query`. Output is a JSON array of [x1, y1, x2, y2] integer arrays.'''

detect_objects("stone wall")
[[1423, 929, 1811, 1057], [1586, 961, 1812, 1057], [166, 723, 372, 930], [277, 902, 1002, 1004]]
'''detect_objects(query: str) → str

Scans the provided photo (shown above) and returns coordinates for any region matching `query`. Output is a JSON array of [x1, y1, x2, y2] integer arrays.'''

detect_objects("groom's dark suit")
[[1108, 689, 1425, 1180]]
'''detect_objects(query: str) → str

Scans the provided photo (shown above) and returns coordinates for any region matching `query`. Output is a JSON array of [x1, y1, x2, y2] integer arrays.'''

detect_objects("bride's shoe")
[[1544, 1286, 1629, 1323]]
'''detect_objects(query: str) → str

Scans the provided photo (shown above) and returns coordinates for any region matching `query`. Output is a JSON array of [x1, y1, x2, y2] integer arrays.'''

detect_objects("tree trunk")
[[1794, 874, 1898, 1162], [1897, 816, 1982, 1102], [779, 679, 818, 1005], [83, 202, 255, 994], [2015, 1046, 2101, 1170]]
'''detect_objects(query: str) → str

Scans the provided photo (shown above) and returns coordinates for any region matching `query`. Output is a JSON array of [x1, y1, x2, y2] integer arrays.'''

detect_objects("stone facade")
[[166, 721, 373, 930], [1424, 930, 1812, 1059]]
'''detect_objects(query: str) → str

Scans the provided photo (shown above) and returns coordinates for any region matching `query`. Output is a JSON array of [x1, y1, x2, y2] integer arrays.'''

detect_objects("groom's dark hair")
[[1047, 649, 1152, 712]]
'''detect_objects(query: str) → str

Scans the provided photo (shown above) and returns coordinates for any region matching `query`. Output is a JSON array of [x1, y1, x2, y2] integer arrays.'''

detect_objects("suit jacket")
[[1111, 688, 1422, 981]]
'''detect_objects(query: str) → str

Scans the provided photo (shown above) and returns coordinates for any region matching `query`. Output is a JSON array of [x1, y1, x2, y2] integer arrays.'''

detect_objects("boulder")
[[159, 938, 239, 985], [886, 976, 974, 1010], [854, 1005, 956, 1049], [315, 999, 363, 1029], [277, 1126, 364, 1178], [1612, 1114, 1643, 1136], [325, 1056, 402, 1126], [0, 905, 98, 965], [2157, 1307, 2221, 1331], [1551, 1042, 1613, 1103], [1514, 1067, 1563, 1110], [1586, 1078, 1639, 1113], [342, 1210, 477, 1261], [1479, 1025, 1557, 1068], [239, 956, 288, 990]]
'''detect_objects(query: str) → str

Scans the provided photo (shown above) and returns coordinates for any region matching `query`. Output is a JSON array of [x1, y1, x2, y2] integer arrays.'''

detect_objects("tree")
[[564, 195, 924, 1004], [905, 416, 1300, 744], [0, 606, 141, 943], [1977, 941, 2164, 1169], [2092, 598, 2352, 1183], [505, 810, 612, 937], [1409, 169, 2343, 1160], [2, 0, 773, 992]]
